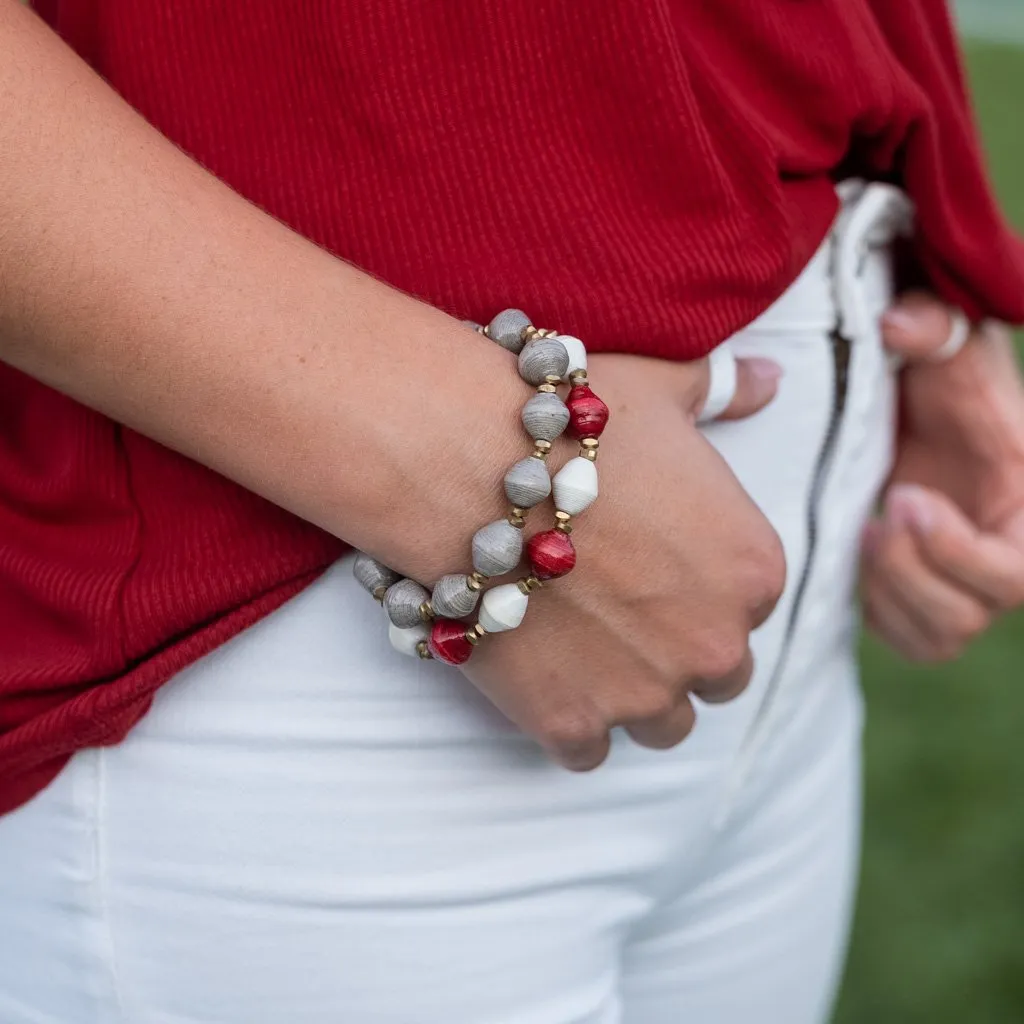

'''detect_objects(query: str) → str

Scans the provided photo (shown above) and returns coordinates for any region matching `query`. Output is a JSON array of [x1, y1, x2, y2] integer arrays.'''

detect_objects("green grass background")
[[834, 39, 1024, 1024]]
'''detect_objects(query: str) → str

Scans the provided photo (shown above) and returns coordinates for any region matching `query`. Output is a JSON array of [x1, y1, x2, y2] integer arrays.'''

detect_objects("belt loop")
[[831, 182, 914, 342]]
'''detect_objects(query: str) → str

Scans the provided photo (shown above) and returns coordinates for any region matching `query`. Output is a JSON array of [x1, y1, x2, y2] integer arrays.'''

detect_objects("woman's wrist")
[[0, 4, 532, 569], [341, 310, 529, 583], [355, 313, 609, 665]]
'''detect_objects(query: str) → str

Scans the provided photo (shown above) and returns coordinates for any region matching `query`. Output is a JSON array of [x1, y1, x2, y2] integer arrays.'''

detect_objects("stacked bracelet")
[[352, 309, 608, 666]]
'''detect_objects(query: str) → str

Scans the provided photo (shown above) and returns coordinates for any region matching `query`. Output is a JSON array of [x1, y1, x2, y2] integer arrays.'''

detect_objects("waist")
[[0, 182, 896, 814]]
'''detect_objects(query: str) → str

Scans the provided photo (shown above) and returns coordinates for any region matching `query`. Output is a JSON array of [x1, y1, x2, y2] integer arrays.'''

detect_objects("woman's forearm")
[[0, 2, 520, 577]]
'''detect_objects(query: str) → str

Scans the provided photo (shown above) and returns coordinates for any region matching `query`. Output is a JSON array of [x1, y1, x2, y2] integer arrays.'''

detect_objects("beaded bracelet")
[[353, 309, 609, 665]]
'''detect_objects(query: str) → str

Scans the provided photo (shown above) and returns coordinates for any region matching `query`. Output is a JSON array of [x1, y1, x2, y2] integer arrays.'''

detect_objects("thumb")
[[881, 291, 960, 361], [712, 356, 783, 421]]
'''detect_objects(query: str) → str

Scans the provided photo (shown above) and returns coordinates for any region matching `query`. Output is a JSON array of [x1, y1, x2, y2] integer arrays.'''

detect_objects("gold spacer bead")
[[507, 513, 527, 529], [581, 448, 598, 462], [465, 623, 487, 645], [537, 328, 558, 339], [580, 438, 600, 449], [523, 325, 540, 341], [416, 640, 433, 660], [466, 573, 484, 592], [470, 571, 488, 587], [544, 374, 562, 385], [556, 522, 573, 534], [533, 439, 552, 453], [372, 585, 388, 603], [554, 510, 573, 524], [569, 370, 589, 385], [419, 600, 434, 622], [516, 574, 543, 594], [536, 383, 557, 394], [554, 511, 573, 533], [482, 324, 492, 339]]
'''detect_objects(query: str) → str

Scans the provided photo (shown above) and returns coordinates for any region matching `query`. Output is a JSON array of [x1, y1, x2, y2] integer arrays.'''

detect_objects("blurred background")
[[835, 4, 1024, 1020]]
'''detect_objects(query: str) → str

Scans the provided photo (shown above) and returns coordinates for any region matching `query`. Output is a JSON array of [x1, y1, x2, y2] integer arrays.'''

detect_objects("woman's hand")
[[463, 352, 786, 770], [862, 294, 1024, 661], [0, 3, 785, 770]]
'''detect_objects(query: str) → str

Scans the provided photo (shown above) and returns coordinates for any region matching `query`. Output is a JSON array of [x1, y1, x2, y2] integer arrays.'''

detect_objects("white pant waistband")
[[744, 180, 912, 341]]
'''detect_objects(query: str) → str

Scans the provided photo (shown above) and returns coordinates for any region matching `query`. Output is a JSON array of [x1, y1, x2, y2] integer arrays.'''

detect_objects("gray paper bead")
[[486, 308, 532, 353], [431, 574, 481, 619], [383, 578, 430, 629], [518, 339, 569, 386], [504, 456, 552, 508], [521, 392, 570, 442], [353, 553, 402, 597], [472, 519, 524, 577]]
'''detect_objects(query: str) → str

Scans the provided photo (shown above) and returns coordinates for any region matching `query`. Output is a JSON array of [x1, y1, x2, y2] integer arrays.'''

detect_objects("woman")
[[1, 1, 1023, 1021]]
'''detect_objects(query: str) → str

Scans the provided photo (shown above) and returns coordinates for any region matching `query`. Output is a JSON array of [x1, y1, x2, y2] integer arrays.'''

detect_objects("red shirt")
[[3, 0, 1023, 813]]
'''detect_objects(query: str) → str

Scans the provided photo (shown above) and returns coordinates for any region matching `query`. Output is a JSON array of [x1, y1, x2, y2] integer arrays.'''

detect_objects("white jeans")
[[0, 186, 904, 1024]]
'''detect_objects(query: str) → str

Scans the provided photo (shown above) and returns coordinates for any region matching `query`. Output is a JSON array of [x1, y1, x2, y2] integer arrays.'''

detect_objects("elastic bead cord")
[[352, 311, 609, 665]]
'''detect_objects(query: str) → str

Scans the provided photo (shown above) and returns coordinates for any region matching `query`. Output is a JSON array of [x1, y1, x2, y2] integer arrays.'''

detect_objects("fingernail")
[[881, 309, 922, 336], [886, 484, 934, 534], [744, 358, 783, 384]]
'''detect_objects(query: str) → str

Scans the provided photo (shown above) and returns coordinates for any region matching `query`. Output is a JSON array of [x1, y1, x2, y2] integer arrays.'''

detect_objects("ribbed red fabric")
[[3, 0, 1023, 814]]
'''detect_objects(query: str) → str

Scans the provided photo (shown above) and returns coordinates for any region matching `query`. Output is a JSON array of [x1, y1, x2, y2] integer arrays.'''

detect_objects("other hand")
[[862, 293, 1024, 661]]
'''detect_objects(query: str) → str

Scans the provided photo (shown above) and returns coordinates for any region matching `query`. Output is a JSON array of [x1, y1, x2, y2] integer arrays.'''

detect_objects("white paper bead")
[[555, 334, 587, 380], [552, 457, 599, 516], [479, 583, 530, 633], [389, 622, 429, 657]]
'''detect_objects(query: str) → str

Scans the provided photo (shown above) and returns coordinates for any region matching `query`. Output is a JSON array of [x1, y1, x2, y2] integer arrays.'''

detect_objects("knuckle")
[[924, 633, 966, 663], [905, 642, 947, 664], [932, 642, 963, 664], [538, 708, 607, 756], [957, 606, 990, 641], [692, 632, 748, 681], [562, 745, 610, 772], [695, 671, 750, 704], [741, 529, 787, 626]]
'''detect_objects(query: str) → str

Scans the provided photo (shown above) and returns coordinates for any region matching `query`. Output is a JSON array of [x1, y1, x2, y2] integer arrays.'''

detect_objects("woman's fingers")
[[860, 484, 1011, 661], [862, 576, 942, 663], [870, 510, 990, 658], [884, 484, 1024, 611], [881, 290, 963, 361], [624, 698, 697, 751], [691, 646, 755, 704], [692, 346, 782, 423], [717, 356, 784, 421]]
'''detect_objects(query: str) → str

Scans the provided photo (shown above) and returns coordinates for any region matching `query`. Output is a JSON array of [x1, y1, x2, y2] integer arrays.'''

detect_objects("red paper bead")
[[428, 618, 474, 665], [527, 529, 577, 580], [567, 385, 609, 439]]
